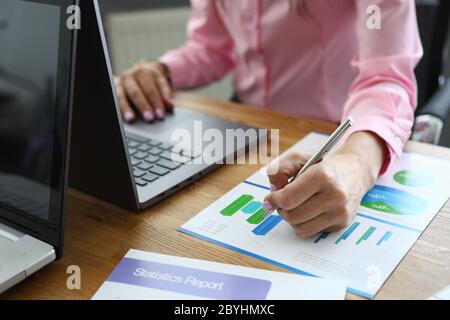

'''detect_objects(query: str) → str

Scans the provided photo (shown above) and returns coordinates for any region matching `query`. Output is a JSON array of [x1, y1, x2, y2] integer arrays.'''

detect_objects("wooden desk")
[[4, 92, 450, 300]]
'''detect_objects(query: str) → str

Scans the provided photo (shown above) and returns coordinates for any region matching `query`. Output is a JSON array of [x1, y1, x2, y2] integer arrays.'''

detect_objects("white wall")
[[104, 7, 233, 101]]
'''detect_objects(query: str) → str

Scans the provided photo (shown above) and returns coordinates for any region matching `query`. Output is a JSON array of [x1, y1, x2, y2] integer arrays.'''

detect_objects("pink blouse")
[[160, 0, 423, 172]]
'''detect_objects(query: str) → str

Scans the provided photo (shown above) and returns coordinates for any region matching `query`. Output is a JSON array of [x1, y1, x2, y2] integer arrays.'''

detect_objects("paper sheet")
[[429, 285, 450, 300], [179, 133, 450, 298], [92, 249, 347, 300]]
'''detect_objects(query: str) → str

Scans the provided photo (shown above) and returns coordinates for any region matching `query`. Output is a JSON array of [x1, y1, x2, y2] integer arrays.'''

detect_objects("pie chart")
[[361, 185, 428, 215], [394, 170, 433, 187]]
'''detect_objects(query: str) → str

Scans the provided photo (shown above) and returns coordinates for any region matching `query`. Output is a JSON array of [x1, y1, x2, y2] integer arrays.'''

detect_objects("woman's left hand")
[[263, 132, 386, 238]]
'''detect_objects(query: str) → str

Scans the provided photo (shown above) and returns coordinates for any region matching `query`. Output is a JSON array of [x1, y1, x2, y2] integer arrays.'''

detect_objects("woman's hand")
[[115, 61, 173, 123], [263, 132, 386, 238]]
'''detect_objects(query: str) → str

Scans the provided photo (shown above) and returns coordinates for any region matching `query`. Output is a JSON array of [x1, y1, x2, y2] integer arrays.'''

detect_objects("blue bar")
[[376, 236, 385, 246], [242, 201, 262, 214], [376, 231, 393, 246], [252, 215, 282, 236], [335, 222, 360, 244], [314, 232, 330, 244], [314, 233, 323, 243], [385, 231, 393, 241], [342, 222, 360, 240], [364, 227, 376, 240]]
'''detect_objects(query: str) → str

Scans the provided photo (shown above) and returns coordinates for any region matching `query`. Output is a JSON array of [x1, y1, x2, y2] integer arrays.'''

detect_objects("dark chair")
[[413, 0, 450, 144]]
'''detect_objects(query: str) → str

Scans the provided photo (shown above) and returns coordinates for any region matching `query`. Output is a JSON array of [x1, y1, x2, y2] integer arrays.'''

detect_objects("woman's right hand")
[[115, 61, 174, 123]]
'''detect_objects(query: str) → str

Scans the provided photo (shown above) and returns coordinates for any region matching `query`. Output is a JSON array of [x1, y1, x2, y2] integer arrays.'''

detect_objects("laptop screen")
[[0, 0, 75, 254]]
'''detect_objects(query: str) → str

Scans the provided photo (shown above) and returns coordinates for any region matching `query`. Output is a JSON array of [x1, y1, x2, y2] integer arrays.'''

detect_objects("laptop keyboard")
[[126, 134, 201, 188]]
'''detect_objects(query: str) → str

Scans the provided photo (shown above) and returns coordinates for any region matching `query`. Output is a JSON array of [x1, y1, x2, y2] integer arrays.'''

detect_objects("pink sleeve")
[[341, 0, 423, 174], [159, 0, 235, 89]]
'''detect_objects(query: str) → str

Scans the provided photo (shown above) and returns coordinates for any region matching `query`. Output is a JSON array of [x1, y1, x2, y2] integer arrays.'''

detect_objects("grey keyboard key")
[[157, 159, 181, 170], [135, 178, 148, 187], [142, 173, 159, 182], [160, 151, 191, 164], [137, 144, 151, 152], [147, 140, 161, 147], [172, 154, 191, 164], [144, 155, 159, 163], [159, 143, 174, 150], [149, 148, 163, 156], [128, 140, 140, 148], [131, 159, 141, 166], [133, 169, 146, 178], [138, 162, 153, 171], [159, 151, 172, 160], [133, 152, 148, 160], [149, 165, 170, 176]]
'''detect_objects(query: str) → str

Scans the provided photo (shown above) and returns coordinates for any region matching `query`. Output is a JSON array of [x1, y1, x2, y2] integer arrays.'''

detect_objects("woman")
[[115, 0, 422, 238]]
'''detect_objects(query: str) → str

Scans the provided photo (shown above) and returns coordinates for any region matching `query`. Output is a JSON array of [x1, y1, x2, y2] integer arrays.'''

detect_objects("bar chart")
[[335, 222, 360, 244], [180, 134, 450, 298], [376, 231, 393, 246], [314, 222, 394, 247], [220, 195, 254, 216], [219, 194, 282, 236], [219, 194, 399, 244], [314, 232, 330, 243], [356, 226, 376, 245], [252, 216, 283, 236]]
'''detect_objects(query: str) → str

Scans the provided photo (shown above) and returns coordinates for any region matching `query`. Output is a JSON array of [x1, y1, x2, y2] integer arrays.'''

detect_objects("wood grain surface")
[[3, 92, 450, 300]]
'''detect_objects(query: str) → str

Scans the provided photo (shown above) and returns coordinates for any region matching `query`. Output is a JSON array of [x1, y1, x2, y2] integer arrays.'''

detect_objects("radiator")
[[104, 7, 233, 100]]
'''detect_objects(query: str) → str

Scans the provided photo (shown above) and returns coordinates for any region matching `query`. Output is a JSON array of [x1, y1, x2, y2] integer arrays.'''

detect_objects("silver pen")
[[261, 117, 354, 222]]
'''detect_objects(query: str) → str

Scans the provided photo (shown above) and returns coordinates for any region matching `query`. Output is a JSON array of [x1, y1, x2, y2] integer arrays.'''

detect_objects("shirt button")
[[394, 136, 402, 147]]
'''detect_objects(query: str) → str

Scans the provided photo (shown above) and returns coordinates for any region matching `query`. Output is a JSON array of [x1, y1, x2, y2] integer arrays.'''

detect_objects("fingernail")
[[124, 112, 134, 123], [143, 111, 154, 122], [270, 184, 277, 192], [262, 201, 272, 211], [156, 109, 165, 119], [169, 97, 175, 106]]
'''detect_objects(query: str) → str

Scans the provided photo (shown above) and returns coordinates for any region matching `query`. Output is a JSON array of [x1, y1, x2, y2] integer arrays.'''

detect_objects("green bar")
[[356, 227, 375, 245], [247, 208, 267, 224], [335, 235, 345, 245], [334, 222, 358, 244], [220, 194, 254, 216], [335, 228, 349, 244]]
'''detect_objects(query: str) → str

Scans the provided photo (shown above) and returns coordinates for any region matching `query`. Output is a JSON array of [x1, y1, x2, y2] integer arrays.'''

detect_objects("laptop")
[[0, 0, 77, 293], [70, 0, 262, 211]]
